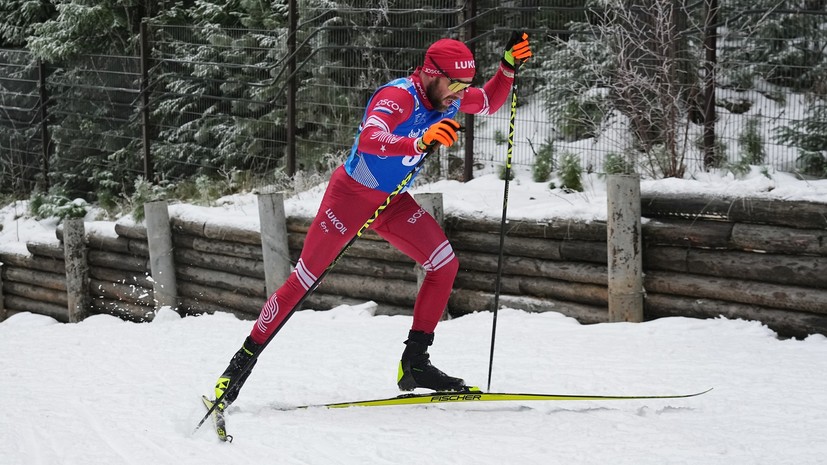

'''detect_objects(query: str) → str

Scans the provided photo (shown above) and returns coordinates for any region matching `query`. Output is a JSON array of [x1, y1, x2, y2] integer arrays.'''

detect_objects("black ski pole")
[[194, 145, 439, 434], [486, 65, 519, 392]]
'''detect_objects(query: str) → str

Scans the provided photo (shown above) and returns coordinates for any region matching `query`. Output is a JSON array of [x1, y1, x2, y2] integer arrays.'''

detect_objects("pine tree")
[[0, 0, 55, 47]]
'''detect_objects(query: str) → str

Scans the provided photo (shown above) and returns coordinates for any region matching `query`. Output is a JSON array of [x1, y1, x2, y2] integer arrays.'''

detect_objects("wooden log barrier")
[[641, 194, 827, 230], [0, 250, 64, 274], [455, 252, 607, 285], [89, 266, 153, 290], [3, 267, 67, 291], [4, 294, 68, 322], [3, 281, 68, 306], [177, 281, 263, 316], [28, 240, 64, 259], [641, 218, 734, 249], [177, 265, 266, 297], [314, 273, 418, 307], [645, 270, 827, 314], [454, 270, 608, 306], [91, 297, 153, 321], [174, 247, 264, 279], [88, 250, 149, 273], [730, 223, 827, 256], [448, 288, 607, 324], [173, 234, 263, 260], [446, 216, 607, 241], [643, 245, 827, 289], [644, 293, 827, 339], [90, 279, 154, 307]]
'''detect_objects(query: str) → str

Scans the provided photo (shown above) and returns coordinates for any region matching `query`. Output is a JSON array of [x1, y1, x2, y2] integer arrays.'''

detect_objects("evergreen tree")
[[149, 1, 290, 181], [0, 0, 55, 47], [719, 0, 827, 92]]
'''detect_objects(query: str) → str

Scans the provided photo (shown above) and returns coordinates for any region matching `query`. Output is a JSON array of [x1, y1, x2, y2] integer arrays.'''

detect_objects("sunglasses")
[[432, 61, 472, 93]]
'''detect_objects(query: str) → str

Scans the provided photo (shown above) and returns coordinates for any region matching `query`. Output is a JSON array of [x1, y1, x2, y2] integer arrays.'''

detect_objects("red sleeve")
[[357, 86, 422, 157], [459, 63, 515, 116]]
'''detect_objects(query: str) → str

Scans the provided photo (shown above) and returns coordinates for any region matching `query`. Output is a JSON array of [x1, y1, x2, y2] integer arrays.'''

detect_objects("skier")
[[213, 32, 532, 408]]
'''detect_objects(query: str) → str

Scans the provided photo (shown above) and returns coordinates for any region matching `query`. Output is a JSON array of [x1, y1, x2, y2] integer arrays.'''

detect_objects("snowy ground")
[[3, 152, 827, 464], [2, 305, 827, 464]]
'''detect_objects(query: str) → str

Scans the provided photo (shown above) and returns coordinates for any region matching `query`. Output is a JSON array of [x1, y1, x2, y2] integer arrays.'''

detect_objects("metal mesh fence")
[[0, 49, 42, 195], [0, 2, 825, 200]]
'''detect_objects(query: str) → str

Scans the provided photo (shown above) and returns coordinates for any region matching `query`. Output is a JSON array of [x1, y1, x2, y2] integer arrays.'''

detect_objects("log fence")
[[1, 193, 826, 338]]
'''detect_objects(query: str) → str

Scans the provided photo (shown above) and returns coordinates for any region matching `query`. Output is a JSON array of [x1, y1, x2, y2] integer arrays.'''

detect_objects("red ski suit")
[[250, 64, 515, 344]]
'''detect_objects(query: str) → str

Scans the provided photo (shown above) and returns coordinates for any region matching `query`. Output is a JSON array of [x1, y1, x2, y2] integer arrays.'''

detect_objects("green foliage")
[[28, 1, 140, 63], [693, 136, 730, 171], [738, 117, 765, 165], [796, 150, 826, 178], [0, 0, 55, 47], [720, 0, 827, 92], [29, 191, 88, 220], [558, 152, 583, 192], [556, 98, 605, 142], [128, 177, 170, 222], [603, 152, 635, 175], [776, 99, 827, 177], [532, 138, 555, 182]]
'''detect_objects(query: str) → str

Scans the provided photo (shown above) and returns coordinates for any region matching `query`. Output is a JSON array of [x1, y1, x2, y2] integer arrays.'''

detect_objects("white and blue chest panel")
[[344, 77, 459, 193]]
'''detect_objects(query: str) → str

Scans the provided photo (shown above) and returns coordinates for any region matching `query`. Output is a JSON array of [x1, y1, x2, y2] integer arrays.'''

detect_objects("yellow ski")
[[286, 388, 713, 410], [201, 395, 232, 442]]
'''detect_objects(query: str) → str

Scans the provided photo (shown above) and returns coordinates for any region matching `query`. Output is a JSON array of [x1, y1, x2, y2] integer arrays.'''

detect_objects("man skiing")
[[212, 32, 532, 409]]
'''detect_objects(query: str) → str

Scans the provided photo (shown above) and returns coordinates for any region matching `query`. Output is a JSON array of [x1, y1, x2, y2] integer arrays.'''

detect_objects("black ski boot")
[[397, 330, 467, 392], [214, 336, 263, 409]]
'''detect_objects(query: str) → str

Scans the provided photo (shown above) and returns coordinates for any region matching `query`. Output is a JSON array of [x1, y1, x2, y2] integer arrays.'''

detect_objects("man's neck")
[[410, 68, 434, 111]]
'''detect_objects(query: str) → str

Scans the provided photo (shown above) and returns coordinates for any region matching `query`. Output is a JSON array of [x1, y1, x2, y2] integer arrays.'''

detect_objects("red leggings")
[[249, 166, 458, 344]]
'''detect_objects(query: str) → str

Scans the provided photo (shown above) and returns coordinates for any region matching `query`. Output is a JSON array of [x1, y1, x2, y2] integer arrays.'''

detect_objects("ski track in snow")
[[2, 307, 827, 464]]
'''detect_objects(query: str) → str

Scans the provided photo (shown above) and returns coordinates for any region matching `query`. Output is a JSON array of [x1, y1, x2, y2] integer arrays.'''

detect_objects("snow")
[[2, 306, 827, 464], [2, 106, 827, 463]]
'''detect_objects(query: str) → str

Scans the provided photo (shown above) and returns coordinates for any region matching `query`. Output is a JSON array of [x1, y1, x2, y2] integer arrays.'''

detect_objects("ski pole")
[[486, 64, 519, 392], [194, 144, 440, 434]]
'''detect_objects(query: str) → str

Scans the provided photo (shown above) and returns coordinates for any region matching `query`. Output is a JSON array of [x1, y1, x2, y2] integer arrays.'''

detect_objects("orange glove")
[[416, 118, 461, 152], [503, 31, 531, 69]]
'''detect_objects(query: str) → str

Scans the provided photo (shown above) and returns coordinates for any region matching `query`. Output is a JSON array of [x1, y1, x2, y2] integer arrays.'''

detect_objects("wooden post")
[[0, 260, 6, 321], [145, 200, 178, 311], [607, 175, 643, 322], [63, 218, 89, 322], [258, 192, 291, 296], [414, 193, 447, 317]]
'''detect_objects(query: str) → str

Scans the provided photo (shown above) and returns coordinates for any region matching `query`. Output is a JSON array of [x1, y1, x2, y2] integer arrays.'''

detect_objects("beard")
[[425, 79, 450, 112]]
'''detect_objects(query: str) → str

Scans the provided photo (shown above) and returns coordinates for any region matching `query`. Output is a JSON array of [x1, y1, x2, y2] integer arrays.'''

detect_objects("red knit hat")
[[422, 39, 476, 81]]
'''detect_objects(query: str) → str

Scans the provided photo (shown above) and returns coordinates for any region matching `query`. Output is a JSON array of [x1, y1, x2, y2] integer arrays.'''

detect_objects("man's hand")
[[502, 31, 531, 70], [416, 118, 461, 152]]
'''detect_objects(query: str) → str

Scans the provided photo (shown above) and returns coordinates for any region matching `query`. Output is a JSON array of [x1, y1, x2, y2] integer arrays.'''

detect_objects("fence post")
[[414, 193, 447, 317], [38, 60, 50, 191], [63, 218, 89, 322], [462, 0, 477, 182], [607, 174, 643, 322], [0, 261, 5, 321], [286, 0, 298, 175], [139, 20, 154, 182], [258, 192, 291, 296], [702, 0, 719, 169], [145, 200, 178, 312]]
